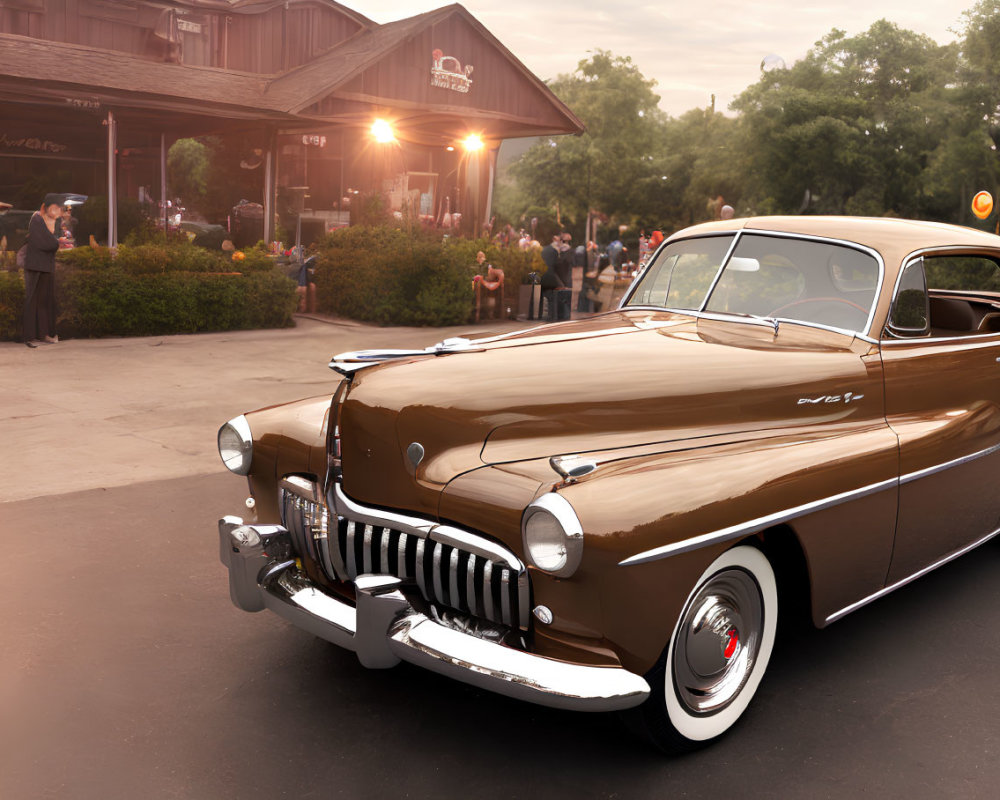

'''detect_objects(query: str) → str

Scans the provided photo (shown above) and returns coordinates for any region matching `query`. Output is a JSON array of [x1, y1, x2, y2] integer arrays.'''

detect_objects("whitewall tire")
[[629, 545, 778, 751]]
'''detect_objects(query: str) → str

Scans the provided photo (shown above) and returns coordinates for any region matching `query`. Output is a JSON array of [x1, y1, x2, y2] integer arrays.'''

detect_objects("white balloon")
[[761, 54, 787, 73]]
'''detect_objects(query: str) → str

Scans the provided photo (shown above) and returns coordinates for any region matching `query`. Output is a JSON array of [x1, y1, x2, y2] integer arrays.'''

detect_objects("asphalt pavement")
[[1, 316, 998, 799]]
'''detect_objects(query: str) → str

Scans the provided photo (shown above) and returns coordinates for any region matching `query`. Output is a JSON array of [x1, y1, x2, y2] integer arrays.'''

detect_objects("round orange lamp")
[[972, 191, 993, 220]]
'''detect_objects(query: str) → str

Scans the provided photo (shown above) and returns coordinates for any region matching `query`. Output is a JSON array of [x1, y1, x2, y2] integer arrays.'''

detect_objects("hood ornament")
[[549, 455, 598, 482]]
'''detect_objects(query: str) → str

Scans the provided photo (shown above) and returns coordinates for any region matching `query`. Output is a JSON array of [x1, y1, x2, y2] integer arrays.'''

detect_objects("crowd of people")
[[478, 223, 667, 319]]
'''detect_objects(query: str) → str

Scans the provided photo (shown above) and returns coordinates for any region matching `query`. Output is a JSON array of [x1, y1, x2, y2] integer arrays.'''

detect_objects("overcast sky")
[[370, 1, 978, 117]]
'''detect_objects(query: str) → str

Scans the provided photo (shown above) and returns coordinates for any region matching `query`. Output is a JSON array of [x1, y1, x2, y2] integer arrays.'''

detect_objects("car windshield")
[[624, 235, 735, 310], [626, 233, 880, 334]]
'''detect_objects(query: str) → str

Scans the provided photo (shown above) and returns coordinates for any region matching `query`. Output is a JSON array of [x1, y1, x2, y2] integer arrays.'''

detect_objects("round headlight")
[[218, 415, 253, 475], [522, 493, 584, 578]]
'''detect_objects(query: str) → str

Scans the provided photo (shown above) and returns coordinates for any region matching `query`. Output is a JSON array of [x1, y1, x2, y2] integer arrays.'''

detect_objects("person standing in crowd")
[[22, 193, 63, 348], [607, 237, 624, 273], [648, 229, 665, 257], [540, 234, 560, 276], [555, 232, 574, 289]]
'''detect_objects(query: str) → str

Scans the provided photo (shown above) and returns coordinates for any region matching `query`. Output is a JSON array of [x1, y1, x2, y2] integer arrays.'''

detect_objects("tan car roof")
[[672, 216, 1000, 262]]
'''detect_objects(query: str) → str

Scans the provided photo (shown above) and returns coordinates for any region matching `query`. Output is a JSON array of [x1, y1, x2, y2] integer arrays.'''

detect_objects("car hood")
[[338, 310, 876, 515]]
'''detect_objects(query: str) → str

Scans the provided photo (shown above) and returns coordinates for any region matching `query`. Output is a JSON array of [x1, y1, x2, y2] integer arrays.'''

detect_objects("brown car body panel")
[[235, 217, 1000, 677]]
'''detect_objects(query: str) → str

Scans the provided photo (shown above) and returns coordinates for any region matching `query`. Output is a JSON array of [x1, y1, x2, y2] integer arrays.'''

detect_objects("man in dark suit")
[[23, 193, 63, 348]]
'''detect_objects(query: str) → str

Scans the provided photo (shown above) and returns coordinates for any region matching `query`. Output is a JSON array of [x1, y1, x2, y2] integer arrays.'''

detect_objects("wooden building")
[[0, 1, 582, 244]]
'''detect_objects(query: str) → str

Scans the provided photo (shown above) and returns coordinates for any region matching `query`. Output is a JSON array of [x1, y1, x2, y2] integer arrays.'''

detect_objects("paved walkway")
[[0, 315, 537, 503]]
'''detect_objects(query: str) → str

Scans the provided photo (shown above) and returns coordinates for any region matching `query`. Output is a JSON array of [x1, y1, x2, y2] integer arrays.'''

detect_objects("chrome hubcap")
[[672, 568, 763, 715]]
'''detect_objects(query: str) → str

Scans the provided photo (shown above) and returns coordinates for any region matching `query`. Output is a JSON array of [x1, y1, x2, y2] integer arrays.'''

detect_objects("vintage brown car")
[[217, 216, 1000, 751]]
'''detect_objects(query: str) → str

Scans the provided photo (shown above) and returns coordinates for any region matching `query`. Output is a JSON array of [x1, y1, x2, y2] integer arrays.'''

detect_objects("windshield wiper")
[[714, 310, 780, 335]]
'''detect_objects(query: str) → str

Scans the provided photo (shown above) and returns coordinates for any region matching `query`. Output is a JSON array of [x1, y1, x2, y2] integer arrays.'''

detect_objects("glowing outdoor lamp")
[[371, 119, 396, 143], [972, 190, 994, 220], [462, 134, 484, 152]]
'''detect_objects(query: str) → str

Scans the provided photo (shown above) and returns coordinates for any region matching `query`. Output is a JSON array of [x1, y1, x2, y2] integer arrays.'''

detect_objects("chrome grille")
[[279, 477, 531, 631], [337, 517, 527, 629]]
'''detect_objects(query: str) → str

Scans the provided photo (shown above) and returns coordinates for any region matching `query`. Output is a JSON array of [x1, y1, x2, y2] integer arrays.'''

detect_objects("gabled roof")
[[0, 33, 283, 120], [267, 4, 583, 135], [170, 0, 374, 28], [265, 10, 441, 112], [0, 3, 583, 137]]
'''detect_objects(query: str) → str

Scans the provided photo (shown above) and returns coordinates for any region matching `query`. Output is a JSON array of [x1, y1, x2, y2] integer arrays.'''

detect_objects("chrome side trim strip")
[[824, 525, 1000, 624], [882, 332, 1000, 346], [618, 477, 898, 567], [619, 437, 1000, 568], [900, 441, 1000, 484]]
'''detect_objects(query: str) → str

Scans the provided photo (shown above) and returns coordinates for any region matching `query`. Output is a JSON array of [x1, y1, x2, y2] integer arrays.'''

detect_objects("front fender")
[[495, 422, 899, 675]]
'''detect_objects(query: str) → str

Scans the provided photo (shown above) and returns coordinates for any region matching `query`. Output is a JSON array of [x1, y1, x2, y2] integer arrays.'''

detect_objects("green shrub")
[[57, 246, 115, 271], [0, 264, 296, 340], [312, 226, 542, 324], [235, 245, 277, 273], [313, 225, 474, 326], [56, 267, 296, 337], [0, 270, 25, 340]]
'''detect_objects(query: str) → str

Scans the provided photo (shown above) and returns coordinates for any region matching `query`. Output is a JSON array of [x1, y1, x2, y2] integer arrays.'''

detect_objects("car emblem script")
[[797, 391, 864, 406]]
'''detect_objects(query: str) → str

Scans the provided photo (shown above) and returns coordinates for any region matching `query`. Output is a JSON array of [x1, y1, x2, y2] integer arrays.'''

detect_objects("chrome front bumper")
[[219, 516, 650, 712]]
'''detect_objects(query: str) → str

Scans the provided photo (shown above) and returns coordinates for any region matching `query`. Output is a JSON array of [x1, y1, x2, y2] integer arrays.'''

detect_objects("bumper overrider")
[[218, 514, 650, 712]]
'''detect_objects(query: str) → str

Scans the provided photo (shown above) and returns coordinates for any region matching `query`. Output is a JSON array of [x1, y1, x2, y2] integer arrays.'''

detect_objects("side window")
[[886, 259, 928, 337], [924, 256, 1000, 293]]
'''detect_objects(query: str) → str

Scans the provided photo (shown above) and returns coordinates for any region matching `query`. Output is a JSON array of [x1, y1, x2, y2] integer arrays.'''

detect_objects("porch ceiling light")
[[371, 119, 396, 144], [462, 134, 484, 152]]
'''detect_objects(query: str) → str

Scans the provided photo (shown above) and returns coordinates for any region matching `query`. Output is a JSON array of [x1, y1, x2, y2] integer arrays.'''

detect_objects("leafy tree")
[[505, 51, 671, 240], [167, 138, 209, 205], [167, 135, 265, 223], [660, 108, 744, 228], [732, 21, 958, 218]]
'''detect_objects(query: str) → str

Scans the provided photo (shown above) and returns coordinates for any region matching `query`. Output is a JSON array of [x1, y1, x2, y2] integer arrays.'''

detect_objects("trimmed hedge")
[[58, 241, 275, 274], [313, 225, 540, 326], [56, 267, 297, 337], [0, 270, 25, 340], [1, 242, 297, 340]]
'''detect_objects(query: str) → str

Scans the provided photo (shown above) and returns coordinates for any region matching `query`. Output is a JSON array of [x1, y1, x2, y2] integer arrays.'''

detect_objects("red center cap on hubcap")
[[723, 628, 739, 659]]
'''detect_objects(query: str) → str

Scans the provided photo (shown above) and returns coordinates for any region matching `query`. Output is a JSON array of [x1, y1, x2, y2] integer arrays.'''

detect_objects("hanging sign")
[[431, 49, 473, 93], [301, 134, 327, 147], [65, 97, 101, 111], [0, 131, 68, 155]]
